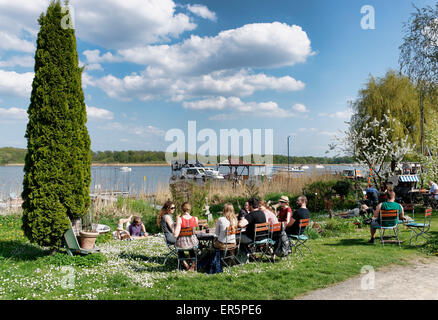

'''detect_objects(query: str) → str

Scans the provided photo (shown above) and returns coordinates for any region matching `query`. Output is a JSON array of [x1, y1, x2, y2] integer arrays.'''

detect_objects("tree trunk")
[[420, 91, 424, 155]]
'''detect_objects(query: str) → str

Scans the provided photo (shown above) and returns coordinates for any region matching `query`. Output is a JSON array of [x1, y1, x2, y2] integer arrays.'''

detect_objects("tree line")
[[0, 147, 355, 165]]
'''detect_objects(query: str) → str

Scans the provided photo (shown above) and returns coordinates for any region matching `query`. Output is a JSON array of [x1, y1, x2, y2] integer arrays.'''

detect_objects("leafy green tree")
[[400, 3, 438, 154], [349, 70, 434, 150], [22, 0, 91, 250]]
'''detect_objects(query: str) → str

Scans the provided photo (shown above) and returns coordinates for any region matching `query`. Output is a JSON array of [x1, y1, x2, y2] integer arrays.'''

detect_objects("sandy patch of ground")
[[296, 257, 438, 300]]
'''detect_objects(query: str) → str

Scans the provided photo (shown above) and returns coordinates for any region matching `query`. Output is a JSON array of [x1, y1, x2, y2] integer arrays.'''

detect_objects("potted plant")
[[79, 209, 99, 250]]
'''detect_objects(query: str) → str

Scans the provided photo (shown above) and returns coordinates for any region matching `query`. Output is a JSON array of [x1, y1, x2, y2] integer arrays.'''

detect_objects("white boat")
[[301, 165, 310, 170], [315, 165, 325, 169], [120, 166, 132, 172]]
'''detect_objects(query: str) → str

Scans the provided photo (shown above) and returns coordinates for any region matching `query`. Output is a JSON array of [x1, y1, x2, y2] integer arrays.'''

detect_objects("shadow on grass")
[[0, 240, 50, 261], [118, 252, 178, 272]]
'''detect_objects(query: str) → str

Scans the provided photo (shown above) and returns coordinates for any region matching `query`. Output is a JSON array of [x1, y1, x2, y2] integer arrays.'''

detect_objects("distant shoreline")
[[3, 163, 359, 167]]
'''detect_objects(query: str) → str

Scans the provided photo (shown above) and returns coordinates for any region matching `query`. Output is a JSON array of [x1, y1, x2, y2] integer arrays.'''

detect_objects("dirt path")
[[296, 257, 438, 300]]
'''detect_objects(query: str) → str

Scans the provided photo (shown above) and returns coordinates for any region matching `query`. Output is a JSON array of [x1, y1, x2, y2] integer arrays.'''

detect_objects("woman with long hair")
[[157, 200, 177, 244], [214, 203, 238, 250], [173, 202, 199, 271]]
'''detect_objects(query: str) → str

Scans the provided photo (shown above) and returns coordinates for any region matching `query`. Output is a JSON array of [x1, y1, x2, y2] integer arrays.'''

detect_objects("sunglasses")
[[170, 207, 175, 210]]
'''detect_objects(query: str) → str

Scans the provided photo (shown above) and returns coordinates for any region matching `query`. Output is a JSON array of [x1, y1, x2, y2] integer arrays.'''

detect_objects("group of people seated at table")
[[156, 195, 310, 270]]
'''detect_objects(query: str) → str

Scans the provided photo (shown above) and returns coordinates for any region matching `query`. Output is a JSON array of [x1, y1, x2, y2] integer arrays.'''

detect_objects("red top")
[[182, 216, 198, 228], [278, 206, 292, 222]]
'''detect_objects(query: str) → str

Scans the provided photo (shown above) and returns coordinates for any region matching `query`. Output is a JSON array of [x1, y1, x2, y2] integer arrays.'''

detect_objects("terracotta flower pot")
[[79, 230, 99, 250]]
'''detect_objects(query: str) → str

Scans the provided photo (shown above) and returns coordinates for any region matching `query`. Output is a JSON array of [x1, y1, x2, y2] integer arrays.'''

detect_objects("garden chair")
[[406, 208, 432, 246], [220, 226, 242, 268], [247, 222, 271, 266], [288, 218, 311, 256], [402, 203, 415, 220], [175, 227, 198, 271], [374, 209, 401, 246], [161, 225, 178, 266], [267, 222, 283, 262], [64, 224, 100, 256]]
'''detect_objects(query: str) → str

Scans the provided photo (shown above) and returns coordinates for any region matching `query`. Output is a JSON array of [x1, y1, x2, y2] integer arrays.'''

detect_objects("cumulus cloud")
[[86, 106, 114, 120], [187, 4, 217, 21], [0, 32, 34, 53], [0, 107, 27, 120], [0, 0, 197, 51], [90, 69, 305, 102], [292, 103, 308, 113], [318, 110, 352, 119], [0, 69, 33, 98], [0, 55, 34, 67], [183, 96, 306, 119], [115, 22, 314, 75]]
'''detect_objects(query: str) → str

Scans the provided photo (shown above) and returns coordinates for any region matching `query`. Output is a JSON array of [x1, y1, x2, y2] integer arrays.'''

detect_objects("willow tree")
[[22, 1, 91, 250], [400, 3, 438, 154], [350, 70, 435, 153]]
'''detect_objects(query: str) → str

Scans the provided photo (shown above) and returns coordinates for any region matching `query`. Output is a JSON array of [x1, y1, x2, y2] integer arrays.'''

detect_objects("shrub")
[[303, 180, 338, 212], [319, 218, 356, 237]]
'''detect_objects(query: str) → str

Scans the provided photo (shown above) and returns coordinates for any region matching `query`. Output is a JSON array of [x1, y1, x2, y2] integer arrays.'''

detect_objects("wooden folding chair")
[[375, 210, 401, 246], [175, 227, 198, 271], [267, 222, 283, 262], [402, 203, 415, 220], [161, 224, 178, 266], [220, 226, 241, 268], [406, 208, 432, 246], [248, 222, 271, 265], [288, 218, 311, 256]]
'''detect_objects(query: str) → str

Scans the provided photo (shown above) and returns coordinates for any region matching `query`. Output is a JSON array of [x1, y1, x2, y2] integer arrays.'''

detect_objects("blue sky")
[[0, 0, 435, 157]]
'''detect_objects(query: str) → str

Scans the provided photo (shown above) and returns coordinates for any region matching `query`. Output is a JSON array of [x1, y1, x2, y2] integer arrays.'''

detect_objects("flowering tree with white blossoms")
[[329, 112, 415, 187], [420, 113, 438, 184]]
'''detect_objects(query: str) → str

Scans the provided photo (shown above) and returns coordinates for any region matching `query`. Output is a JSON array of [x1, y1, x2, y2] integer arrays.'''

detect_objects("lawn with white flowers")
[[0, 214, 437, 300]]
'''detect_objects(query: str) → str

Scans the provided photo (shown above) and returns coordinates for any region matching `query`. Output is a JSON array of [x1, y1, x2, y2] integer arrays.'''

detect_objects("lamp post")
[[287, 135, 291, 172]]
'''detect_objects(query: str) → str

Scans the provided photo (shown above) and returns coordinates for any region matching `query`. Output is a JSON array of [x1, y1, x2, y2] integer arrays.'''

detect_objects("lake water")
[[0, 164, 366, 201]]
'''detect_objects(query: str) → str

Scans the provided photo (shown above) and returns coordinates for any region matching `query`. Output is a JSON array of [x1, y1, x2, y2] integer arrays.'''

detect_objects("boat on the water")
[[315, 165, 325, 169], [170, 160, 225, 181], [120, 166, 132, 172]]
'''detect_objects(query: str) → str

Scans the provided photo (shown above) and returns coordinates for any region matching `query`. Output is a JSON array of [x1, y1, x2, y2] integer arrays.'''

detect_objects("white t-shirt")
[[215, 217, 236, 244], [430, 183, 438, 199]]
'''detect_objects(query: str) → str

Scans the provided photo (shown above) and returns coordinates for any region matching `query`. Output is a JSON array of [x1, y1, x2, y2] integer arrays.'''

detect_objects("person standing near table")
[[173, 202, 199, 271], [238, 198, 267, 256]]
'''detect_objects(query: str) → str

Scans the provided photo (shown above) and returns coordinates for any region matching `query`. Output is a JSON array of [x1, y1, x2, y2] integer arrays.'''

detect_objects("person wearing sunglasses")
[[157, 200, 177, 245]]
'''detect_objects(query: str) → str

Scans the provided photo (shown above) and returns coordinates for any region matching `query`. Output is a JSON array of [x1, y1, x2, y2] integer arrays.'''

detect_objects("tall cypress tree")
[[22, 0, 91, 250]]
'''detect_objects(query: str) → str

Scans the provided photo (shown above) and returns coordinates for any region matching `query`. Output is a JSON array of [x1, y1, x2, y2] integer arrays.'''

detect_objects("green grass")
[[0, 212, 437, 300]]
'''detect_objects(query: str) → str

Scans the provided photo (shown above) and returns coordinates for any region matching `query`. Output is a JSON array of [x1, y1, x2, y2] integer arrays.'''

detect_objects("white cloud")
[[0, 107, 27, 120], [292, 103, 308, 113], [0, 0, 197, 52], [98, 121, 165, 137], [187, 4, 217, 21], [116, 22, 314, 75], [0, 55, 34, 67], [86, 106, 114, 120], [91, 69, 305, 102], [0, 69, 33, 98], [183, 96, 304, 119], [73, 0, 196, 49], [0, 31, 34, 53], [318, 110, 352, 119]]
